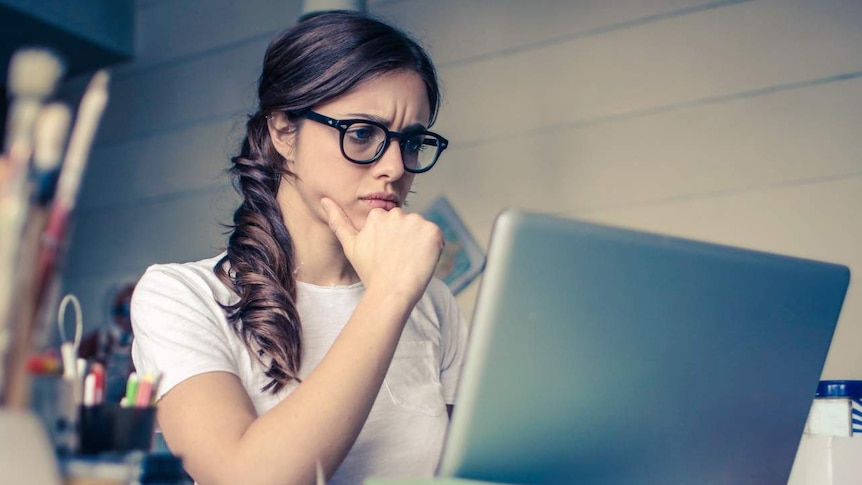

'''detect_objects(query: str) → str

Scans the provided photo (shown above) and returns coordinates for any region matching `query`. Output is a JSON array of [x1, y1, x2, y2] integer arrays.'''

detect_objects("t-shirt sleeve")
[[436, 282, 469, 404], [130, 265, 237, 401]]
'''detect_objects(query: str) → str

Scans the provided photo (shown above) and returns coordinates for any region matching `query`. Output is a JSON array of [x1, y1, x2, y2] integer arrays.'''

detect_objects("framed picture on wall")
[[421, 196, 486, 295]]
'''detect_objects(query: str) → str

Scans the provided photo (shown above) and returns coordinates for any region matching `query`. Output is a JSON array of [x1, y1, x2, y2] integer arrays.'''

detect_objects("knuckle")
[[405, 212, 424, 224], [431, 226, 444, 246], [367, 208, 383, 220]]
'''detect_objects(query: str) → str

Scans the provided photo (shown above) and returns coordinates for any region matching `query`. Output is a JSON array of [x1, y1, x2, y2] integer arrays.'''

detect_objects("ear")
[[267, 112, 297, 161]]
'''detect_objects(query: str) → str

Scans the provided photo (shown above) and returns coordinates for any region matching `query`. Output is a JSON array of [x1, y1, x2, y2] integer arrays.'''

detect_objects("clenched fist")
[[321, 197, 444, 305]]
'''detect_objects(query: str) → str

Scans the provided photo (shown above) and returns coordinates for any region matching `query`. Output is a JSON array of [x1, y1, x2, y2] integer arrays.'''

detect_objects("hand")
[[321, 198, 443, 305]]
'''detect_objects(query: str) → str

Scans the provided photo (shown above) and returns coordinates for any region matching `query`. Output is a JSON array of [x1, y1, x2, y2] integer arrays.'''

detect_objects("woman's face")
[[273, 69, 431, 232]]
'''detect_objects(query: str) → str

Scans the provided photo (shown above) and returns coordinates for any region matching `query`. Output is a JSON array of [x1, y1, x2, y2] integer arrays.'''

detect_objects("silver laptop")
[[437, 209, 850, 484]]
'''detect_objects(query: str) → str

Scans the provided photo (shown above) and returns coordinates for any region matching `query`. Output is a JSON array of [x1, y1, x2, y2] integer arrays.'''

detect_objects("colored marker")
[[83, 373, 96, 406], [124, 372, 139, 407], [90, 362, 105, 405], [135, 373, 152, 408]]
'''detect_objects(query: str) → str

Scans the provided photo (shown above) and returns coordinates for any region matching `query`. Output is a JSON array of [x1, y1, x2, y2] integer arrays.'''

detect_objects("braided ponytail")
[[215, 113, 302, 392]]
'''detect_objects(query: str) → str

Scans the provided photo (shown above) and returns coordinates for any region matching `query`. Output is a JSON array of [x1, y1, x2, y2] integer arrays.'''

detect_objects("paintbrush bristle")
[[86, 70, 110, 94], [32, 103, 71, 172], [4, 48, 65, 155], [6, 48, 65, 100]]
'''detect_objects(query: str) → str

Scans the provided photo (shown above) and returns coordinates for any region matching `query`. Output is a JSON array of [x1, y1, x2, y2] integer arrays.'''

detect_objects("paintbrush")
[[0, 48, 64, 399], [1, 48, 64, 196], [24, 103, 72, 353], [0, 103, 72, 407], [34, 70, 110, 320], [0, 47, 65, 306]]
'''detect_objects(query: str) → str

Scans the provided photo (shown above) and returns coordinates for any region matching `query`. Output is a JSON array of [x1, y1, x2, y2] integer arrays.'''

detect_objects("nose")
[[371, 139, 406, 180]]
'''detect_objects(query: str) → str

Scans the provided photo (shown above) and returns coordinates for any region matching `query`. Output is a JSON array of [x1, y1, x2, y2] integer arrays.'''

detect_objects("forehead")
[[319, 70, 432, 124]]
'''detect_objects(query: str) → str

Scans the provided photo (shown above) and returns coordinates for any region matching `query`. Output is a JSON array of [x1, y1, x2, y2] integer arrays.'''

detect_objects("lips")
[[360, 192, 400, 211]]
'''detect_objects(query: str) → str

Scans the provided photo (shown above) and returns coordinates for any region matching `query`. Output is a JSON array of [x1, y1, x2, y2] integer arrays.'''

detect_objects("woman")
[[131, 11, 468, 485]]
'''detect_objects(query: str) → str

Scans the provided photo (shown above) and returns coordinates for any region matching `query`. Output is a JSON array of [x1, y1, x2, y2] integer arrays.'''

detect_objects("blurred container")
[[79, 404, 156, 455], [789, 380, 862, 485], [31, 374, 80, 454], [804, 380, 862, 437]]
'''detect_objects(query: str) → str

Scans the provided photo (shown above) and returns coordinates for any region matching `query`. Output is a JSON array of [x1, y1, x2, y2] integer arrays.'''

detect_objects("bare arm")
[[158, 290, 414, 484], [157, 201, 443, 485]]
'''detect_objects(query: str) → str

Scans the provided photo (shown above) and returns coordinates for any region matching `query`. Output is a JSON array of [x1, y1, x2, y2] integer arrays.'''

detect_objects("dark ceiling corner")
[[1, 0, 134, 138]]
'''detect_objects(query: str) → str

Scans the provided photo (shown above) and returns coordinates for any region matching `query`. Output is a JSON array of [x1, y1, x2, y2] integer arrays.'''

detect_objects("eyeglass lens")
[[343, 123, 441, 171]]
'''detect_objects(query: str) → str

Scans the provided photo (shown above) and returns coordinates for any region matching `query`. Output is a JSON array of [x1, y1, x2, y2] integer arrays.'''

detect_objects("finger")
[[320, 197, 358, 247]]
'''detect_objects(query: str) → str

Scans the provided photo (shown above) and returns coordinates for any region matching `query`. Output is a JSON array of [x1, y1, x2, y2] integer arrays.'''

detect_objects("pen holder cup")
[[78, 404, 156, 455]]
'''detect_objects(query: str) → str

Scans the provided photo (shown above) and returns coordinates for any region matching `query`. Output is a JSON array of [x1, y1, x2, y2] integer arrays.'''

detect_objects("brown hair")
[[214, 11, 441, 393]]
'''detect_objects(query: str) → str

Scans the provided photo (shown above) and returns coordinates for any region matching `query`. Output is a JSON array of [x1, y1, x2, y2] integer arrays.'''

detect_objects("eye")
[[402, 136, 424, 154], [345, 124, 379, 144]]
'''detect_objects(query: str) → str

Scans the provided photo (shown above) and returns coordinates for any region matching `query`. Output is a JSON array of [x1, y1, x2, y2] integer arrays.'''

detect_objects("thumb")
[[320, 197, 357, 248]]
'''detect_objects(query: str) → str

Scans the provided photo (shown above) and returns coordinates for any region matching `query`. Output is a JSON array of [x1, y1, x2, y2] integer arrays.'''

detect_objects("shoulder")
[[132, 253, 238, 340], [135, 253, 236, 307], [131, 255, 249, 401]]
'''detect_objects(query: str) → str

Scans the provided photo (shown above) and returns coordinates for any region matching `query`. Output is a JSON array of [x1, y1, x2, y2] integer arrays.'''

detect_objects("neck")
[[276, 181, 360, 287], [294, 248, 359, 287]]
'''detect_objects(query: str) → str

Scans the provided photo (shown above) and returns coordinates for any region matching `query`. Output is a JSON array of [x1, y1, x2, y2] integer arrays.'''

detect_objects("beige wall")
[[63, 0, 862, 384], [376, 0, 862, 380]]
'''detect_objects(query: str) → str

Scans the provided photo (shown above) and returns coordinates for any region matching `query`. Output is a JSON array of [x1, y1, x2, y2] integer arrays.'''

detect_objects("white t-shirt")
[[131, 254, 468, 483]]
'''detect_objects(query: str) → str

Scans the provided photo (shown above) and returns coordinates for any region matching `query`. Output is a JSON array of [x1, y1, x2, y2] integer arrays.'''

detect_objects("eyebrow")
[[344, 112, 428, 132]]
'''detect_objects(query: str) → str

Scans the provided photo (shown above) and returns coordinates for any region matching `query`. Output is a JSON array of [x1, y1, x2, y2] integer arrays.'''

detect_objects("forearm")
[[191, 289, 416, 484]]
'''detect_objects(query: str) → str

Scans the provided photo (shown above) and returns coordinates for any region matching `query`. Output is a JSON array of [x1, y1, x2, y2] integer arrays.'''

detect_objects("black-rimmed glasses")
[[296, 110, 449, 174]]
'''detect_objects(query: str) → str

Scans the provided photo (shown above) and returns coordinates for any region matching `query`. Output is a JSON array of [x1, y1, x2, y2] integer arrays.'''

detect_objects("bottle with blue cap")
[[804, 380, 862, 437]]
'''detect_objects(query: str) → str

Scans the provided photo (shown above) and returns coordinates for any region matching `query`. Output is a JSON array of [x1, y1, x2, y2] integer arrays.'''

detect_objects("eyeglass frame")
[[290, 109, 449, 174]]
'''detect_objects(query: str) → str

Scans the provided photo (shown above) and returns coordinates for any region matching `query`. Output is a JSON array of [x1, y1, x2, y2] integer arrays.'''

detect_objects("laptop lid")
[[437, 209, 850, 485]]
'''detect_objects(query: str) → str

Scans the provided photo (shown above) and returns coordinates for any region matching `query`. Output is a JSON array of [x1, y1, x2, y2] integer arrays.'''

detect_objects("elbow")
[[187, 454, 319, 485]]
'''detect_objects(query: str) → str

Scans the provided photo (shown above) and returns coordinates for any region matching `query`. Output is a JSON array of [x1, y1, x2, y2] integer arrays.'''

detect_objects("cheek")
[[399, 174, 416, 199], [307, 165, 363, 209], [292, 142, 348, 190]]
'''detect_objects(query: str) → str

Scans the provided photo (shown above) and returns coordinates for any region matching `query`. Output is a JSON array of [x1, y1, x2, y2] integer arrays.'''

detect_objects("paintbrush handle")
[[0, 207, 50, 408], [1, 187, 70, 408], [34, 204, 69, 313], [0, 147, 34, 393]]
